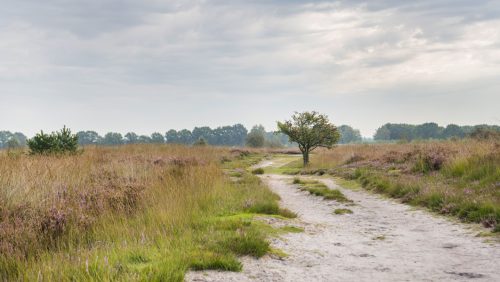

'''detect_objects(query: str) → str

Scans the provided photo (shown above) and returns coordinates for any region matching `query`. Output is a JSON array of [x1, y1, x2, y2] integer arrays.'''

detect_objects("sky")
[[1, 0, 499, 137]]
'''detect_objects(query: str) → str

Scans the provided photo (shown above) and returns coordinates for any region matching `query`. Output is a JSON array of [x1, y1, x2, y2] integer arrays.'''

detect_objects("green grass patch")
[[128, 251, 152, 264], [252, 167, 265, 175], [222, 153, 264, 170], [333, 177, 361, 191], [333, 208, 353, 215], [228, 170, 244, 177], [264, 155, 302, 175], [279, 226, 304, 233], [293, 178, 352, 203], [246, 201, 297, 218], [442, 154, 500, 187], [188, 251, 242, 271]]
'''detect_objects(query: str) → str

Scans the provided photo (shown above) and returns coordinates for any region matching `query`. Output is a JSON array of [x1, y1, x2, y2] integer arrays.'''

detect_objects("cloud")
[[0, 0, 499, 136]]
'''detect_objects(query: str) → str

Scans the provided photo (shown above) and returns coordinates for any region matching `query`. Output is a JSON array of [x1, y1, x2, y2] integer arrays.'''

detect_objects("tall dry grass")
[[0, 145, 283, 280]]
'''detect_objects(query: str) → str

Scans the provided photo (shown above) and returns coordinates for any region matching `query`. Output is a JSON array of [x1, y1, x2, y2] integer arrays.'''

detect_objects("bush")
[[27, 126, 78, 155]]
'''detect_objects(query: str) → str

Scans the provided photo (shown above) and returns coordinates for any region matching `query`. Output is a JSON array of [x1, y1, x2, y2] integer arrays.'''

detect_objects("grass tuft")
[[251, 168, 265, 175], [188, 251, 242, 271], [246, 202, 297, 218], [293, 178, 352, 203], [333, 208, 353, 215]]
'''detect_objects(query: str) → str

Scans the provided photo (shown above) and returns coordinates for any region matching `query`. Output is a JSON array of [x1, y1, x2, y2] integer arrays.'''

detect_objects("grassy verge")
[[287, 140, 500, 232], [0, 145, 296, 280]]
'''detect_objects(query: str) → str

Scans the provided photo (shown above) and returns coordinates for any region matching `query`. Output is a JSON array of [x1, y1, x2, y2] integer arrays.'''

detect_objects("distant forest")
[[1, 123, 498, 149], [373, 123, 500, 141]]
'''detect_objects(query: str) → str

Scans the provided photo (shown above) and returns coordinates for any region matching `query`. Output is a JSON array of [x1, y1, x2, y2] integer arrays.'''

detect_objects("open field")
[[282, 139, 500, 232], [0, 145, 297, 280]]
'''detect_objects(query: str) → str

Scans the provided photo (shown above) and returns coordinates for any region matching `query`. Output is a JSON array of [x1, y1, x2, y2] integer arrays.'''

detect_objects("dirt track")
[[187, 159, 500, 282]]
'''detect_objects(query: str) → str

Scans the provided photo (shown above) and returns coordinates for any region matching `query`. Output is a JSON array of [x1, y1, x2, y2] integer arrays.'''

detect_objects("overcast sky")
[[1, 0, 499, 137]]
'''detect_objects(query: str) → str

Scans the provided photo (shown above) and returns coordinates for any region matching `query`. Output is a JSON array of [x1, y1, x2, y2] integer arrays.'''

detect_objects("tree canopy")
[[278, 111, 340, 166], [246, 125, 266, 147], [0, 131, 27, 149], [338, 125, 362, 144], [373, 123, 500, 141]]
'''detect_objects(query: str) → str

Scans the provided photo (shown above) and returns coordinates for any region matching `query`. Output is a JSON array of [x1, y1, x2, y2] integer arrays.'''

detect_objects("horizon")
[[2, 1, 500, 137], [2, 120, 499, 139]]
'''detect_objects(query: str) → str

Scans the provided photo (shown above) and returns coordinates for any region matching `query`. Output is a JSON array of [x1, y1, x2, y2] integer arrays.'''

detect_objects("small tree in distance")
[[277, 111, 340, 166]]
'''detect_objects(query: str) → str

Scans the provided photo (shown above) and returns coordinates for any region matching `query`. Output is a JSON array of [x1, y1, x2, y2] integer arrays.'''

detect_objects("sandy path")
[[187, 161, 500, 281]]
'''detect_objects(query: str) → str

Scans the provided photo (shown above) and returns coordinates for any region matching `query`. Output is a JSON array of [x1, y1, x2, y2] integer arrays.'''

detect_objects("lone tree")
[[277, 111, 340, 166]]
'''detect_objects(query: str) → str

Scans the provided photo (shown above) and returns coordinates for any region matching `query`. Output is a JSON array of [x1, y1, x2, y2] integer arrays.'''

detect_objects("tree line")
[[75, 124, 295, 147], [373, 123, 500, 141], [3, 122, 497, 150], [0, 131, 27, 149]]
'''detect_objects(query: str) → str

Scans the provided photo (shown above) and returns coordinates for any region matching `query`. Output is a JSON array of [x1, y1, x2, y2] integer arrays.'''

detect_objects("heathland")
[[0, 145, 296, 280], [1, 137, 498, 281], [274, 139, 500, 232]]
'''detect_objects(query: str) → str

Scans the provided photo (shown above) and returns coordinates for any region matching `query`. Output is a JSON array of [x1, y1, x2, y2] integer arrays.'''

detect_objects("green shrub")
[[27, 126, 78, 155]]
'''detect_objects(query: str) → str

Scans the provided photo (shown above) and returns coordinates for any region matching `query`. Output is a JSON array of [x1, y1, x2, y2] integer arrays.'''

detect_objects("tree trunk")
[[302, 150, 309, 166]]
